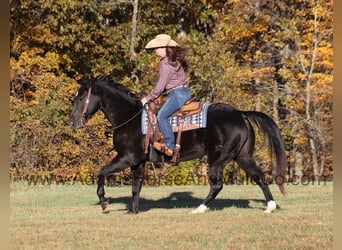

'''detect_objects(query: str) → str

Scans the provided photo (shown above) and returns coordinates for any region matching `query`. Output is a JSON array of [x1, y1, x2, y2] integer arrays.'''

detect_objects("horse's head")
[[69, 77, 101, 129]]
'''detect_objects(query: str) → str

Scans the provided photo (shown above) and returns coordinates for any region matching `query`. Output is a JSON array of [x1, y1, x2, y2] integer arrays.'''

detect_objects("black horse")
[[69, 76, 286, 214]]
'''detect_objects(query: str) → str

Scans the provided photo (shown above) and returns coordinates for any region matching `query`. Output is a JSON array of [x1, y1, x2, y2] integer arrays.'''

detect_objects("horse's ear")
[[78, 74, 92, 88]]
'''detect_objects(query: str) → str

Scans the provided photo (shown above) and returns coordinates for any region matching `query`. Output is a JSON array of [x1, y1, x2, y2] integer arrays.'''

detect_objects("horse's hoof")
[[264, 200, 277, 213], [191, 204, 208, 214], [127, 210, 139, 214], [102, 208, 110, 214], [101, 201, 108, 211]]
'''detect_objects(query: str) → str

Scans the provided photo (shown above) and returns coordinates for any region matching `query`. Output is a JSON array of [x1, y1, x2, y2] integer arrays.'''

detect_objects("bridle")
[[79, 86, 143, 131], [80, 87, 92, 125]]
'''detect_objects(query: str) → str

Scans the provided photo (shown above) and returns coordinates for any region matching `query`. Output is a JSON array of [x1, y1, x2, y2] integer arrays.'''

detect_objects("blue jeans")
[[157, 87, 191, 150]]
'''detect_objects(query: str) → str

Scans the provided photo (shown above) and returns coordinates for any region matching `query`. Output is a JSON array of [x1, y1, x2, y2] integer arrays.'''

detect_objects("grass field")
[[10, 181, 333, 250]]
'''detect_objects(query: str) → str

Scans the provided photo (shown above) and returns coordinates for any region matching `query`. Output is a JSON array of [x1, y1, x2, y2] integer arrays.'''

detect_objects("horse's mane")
[[92, 75, 139, 100]]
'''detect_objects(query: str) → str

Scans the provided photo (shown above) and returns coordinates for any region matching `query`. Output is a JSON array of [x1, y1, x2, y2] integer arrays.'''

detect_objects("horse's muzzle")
[[70, 119, 84, 129]]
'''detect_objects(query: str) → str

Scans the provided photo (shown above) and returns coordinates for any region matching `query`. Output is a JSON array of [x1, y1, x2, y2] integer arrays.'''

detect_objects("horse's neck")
[[99, 89, 140, 127]]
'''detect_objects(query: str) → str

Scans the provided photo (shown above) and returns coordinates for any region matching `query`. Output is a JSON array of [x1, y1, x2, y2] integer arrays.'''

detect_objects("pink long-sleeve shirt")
[[145, 57, 188, 102]]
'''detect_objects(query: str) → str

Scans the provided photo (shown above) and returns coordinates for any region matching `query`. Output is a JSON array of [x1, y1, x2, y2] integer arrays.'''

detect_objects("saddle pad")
[[141, 103, 210, 135]]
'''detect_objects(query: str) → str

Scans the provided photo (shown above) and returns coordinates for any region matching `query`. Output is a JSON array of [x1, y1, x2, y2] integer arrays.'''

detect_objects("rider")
[[141, 34, 191, 156]]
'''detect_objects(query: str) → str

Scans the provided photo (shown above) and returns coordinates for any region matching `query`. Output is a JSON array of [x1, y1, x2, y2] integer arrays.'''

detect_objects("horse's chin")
[[70, 121, 85, 129]]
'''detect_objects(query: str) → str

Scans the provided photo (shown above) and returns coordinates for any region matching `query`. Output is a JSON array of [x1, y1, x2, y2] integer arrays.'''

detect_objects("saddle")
[[174, 98, 201, 116], [149, 96, 201, 116], [145, 96, 203, 163]]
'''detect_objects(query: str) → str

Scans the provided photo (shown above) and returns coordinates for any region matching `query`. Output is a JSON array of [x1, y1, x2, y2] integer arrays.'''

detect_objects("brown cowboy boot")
[[153, 142, 173, 156]]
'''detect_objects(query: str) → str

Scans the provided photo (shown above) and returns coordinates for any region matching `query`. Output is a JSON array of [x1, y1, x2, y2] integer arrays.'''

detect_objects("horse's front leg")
[[97, 157, 129, 212], [130, 162, 145, 213], [97, 174, 107, 211]]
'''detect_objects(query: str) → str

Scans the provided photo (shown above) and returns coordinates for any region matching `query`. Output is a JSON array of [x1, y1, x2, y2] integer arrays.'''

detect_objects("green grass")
[[10, 182, 333, 250]]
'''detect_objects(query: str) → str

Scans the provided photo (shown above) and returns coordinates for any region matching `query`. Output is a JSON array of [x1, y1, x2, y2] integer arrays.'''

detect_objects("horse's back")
[[175, 103, 250, 162], [206, 103, 247, 130]]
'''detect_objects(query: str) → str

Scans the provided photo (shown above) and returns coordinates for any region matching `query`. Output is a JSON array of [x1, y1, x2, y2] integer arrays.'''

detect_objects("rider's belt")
[[166, 84, 188, 94]]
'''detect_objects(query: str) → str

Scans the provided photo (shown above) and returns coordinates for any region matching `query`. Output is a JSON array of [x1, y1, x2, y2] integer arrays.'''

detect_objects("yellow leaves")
[[252, 67, 275, 81], [31, 24, 58, 45], [316, 45, 333, 70], [11, 49, 61, 86], [28, 100, 39, 107], [310, 74, 332, 105], [297, 73, 307, 81], [11, 46, 79, 109], [294, 134, 308, 146], [45, 52, 60, 69], [277, 68, 291, 81]]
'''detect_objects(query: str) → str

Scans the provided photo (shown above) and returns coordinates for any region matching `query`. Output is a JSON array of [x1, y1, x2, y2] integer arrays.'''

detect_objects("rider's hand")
[[141, 97, 148, 106]]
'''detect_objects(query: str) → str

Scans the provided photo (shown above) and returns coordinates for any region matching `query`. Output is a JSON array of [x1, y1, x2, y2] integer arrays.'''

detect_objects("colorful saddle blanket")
[[141, 103, 210, 135]]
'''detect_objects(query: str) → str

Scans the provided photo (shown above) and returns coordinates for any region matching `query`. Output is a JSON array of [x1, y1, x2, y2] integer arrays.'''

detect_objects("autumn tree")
[[10, 0, 333, 182], [277, 0, 333, 180], [202, 0, 332, 180]]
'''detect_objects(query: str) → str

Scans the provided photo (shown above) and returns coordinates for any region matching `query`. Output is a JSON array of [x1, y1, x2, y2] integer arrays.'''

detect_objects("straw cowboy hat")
[[145, 34, 179, 49]]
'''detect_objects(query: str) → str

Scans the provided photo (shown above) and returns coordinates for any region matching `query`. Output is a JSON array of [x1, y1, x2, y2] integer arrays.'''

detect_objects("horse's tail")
[[242, 111, 287, 195]]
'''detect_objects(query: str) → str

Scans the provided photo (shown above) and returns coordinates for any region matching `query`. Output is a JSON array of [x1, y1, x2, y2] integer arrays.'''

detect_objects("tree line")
[[10, 0, 333, 183]]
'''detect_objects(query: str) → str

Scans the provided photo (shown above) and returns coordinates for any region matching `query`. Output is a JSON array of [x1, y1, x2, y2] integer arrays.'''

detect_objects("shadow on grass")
[[94, 191, 266, 213]]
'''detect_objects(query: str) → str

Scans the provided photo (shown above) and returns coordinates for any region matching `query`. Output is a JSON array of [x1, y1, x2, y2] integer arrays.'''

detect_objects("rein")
[[80, 86, 143, 131], [111, 108, 143, 131]]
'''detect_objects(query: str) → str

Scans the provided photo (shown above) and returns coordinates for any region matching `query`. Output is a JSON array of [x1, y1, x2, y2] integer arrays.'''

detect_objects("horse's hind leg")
[[235, 155, 277, 213], [191, 162, 225, 214]]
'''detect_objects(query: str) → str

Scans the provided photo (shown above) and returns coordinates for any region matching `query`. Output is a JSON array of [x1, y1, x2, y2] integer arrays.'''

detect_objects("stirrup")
[[153, 142, 173, 156]]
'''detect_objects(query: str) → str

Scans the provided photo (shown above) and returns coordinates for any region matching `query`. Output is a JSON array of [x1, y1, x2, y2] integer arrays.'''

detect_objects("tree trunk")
[[300, 2, 320, 182], [309, 137, 319, 181], [294, 150, 303, 183], [130, 0, 139, 84], [272, 80, 279, 123], [130, 0, 138, 59], [255, 78, 261, 111]]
